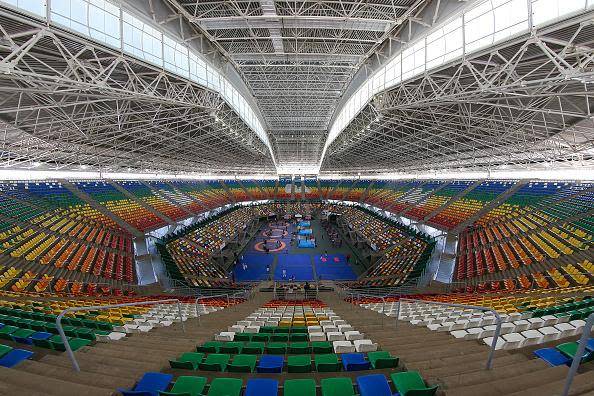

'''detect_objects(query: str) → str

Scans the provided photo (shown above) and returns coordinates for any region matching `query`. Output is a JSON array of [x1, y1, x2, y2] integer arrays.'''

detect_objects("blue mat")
[[274, 254, 314, 281], [298, 229, 312, 236], [314, 254, 357, 280], [298, 221, 311, 227], [298, 240, 315, 248], [234, 254, 274, 281]]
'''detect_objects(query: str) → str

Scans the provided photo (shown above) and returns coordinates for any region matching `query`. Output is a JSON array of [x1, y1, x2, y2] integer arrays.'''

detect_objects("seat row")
[[168, 350, 398, 373], [119, 370, 437, 396]]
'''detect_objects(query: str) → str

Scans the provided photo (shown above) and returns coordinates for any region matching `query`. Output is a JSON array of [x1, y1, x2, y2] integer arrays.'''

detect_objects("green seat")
[[233, 333, 252, 342], [63, 326, 79, 337], [287, 355, 312, 373], [75, 328, 97, 341], [196, 341, 222, 353], [33, 334, 64, 349], [289, 333, 308, 342], [227, 354, 257, 373], [284, 379, 316, 396], [321, 377, 355, 396], [169, 352, 204, 370], [206, 378, 242, 396], [243, 342, 265, 354], [260, 326, 275, 333], [312, 341, 333, 353], [267, 342, 287, 354], [557, 342, 594, 362], [252, 333, 270, 342], [159, 376, 207, 396], [391, 371, 438, 396], [0, 325, 18, 339], [289, 342, 311, 354], [275, 327, 290, 333], [220, 341, 243, 354], [0, 344, 13, 357], [315, 354, 340, 372], [368, 351, 399, 369], [52, 337, 92, 351], [271, 334, 289, 342], [291, 327, 308, 333], [199, 354, 230, 372], [10, 328, 35, 340]]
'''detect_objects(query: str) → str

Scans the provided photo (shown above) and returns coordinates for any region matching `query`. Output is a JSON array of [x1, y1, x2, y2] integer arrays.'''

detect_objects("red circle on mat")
[[254, 240, 287, 252], [261, 228, 288, 238], [321, 257, 327, 262]]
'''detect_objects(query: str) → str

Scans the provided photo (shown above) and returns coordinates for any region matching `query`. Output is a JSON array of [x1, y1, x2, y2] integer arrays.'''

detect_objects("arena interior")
[[0, 0, 591, 395]]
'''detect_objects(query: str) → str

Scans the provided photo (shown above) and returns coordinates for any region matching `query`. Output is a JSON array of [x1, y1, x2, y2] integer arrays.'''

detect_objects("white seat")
[[354, 339, 378, 352], [541, 315, 559, 326], [513, 320, 530, 332], [308, 326, 322, 333], [527, 317, 545, 329], [502, 333, 525, 349], [236, 321, 250, 327], [95, 332, 126, 341], [333, 341, 355, 353], [344, 331, 364, 341], [450, 330, 468, 339], [570, 320, 586, 333], [245, 326, 260, 333], [464, 327, 486, 340], [499, 322, 516, 335], [327, 332, 346, 341], [338, 324, 354, 332], [309, 332, 326, 341], [215, 332, 234, 341], [538, 326, 561, 343], [521, 330, 543, 346], [323, 325, 338, 333], [482, 336, 507, 350], [228, 325, 244, 333], [554, 323, 577, 338]]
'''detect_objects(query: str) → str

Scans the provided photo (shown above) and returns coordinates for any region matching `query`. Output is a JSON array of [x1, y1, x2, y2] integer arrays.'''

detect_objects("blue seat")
[[534, 348, 571, 367], [29, 332, 52, 341], [0, 349, 34, 368], [356, 374, 397, 396], [256, 355, 283, 373], [117, 372, 173, 396], [245, 378, 278, 396], [342, 353, 370, 371]]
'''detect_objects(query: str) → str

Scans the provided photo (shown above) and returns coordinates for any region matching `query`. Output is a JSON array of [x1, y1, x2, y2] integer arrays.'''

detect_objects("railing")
[[6, 278, 145, 296], [341, 290, 386, 326], [395, 298, 502, 370], [194, 288, 253, 323], [562, 312, 594, 396], [56, 299, 186, 372]]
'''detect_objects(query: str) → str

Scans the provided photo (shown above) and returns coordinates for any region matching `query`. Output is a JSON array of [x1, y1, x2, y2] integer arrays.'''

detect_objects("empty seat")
[[118, 372, 173, 396], [245, 378, 278, 396], [342, 353, 370, 371], [159, 376, 206, 396]]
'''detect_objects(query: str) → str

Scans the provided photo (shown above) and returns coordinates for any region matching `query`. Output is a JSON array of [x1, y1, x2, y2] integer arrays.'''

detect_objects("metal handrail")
[[395, 298, 502, 370], [195, 293, 230, 323], [562, 312, 594, 396], [56, 298, 186, 372], [344, 290, 386, 326]]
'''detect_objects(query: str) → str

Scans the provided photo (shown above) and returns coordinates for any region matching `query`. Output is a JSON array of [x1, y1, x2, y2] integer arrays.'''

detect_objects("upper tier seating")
[[74, 181, 165, 232], [118, 180, 186, 221]]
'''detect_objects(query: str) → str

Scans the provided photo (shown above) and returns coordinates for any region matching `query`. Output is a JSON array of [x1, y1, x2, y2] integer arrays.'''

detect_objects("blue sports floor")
[[274, 254, 314, 281], [233, 254, 274, 281]]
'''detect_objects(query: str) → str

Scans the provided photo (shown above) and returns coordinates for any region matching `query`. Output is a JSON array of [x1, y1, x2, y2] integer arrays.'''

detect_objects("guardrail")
[[56, 299, 186, 372], [341, 290, 386, 326], [395, 298, 502, 370], [562, 312, 594, 396]]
